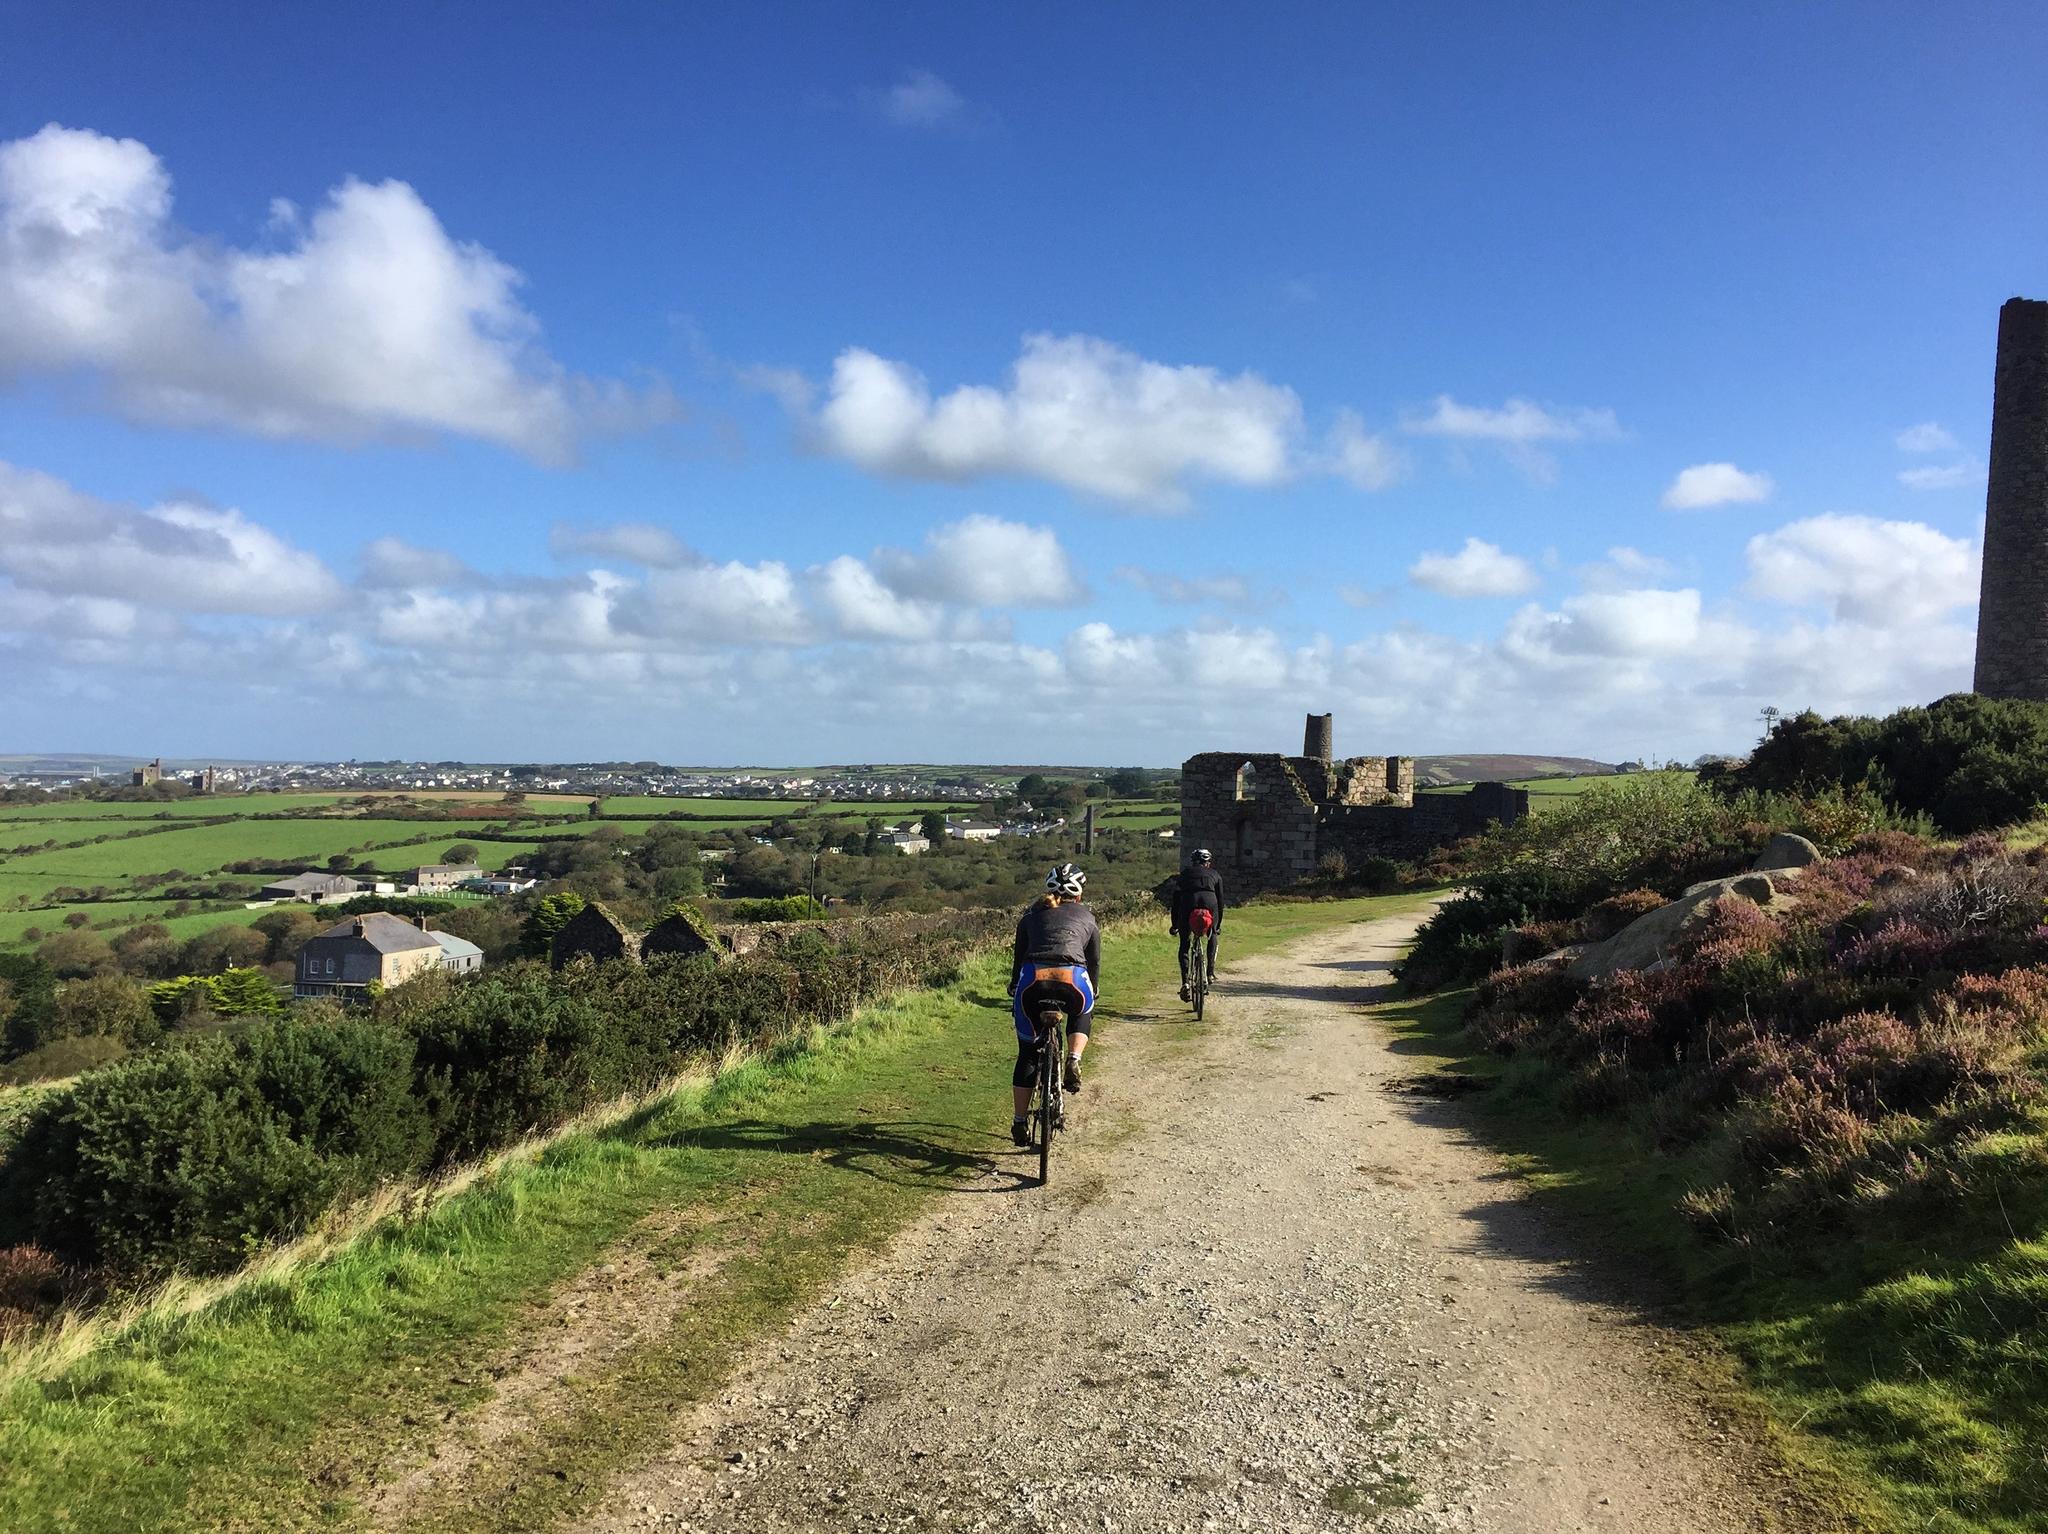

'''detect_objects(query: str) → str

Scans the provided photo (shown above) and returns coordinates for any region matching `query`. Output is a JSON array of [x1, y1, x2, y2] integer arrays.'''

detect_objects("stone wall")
[[1178, 713, 1530, 895], [1975, 296, 2048, 700]]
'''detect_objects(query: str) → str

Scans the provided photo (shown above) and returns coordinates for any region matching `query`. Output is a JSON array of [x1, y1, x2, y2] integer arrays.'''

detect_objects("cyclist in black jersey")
[[1005, 862, 1100, 1147], [1170, 848, 1224, 1000]]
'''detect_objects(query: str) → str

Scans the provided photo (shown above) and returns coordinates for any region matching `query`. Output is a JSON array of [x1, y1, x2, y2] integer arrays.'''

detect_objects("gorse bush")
[[0, 1019, 427, 1274], [1714, 692, 2048, 833]]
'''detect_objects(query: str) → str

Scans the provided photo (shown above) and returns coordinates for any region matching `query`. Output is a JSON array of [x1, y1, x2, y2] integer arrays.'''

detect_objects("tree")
[[0, 953, 59, 1059], [209, 967, 284, 1019], [53, 975, 159, 1046], [36, 929, 115, 981], [179, 925, 268, 975], [441, 842, 480, 866], [1015, 774, 1052, 802], [518, 892, 587, 957], [1107, 767, 1151, 798], [920, 811, 949, 843]]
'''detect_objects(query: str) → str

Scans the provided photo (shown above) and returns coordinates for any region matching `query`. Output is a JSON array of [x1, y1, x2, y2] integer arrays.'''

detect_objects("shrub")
[[0, 1019, 427, 1273], [723, 894, 828, 923], [0, 1035, 128, 1085]]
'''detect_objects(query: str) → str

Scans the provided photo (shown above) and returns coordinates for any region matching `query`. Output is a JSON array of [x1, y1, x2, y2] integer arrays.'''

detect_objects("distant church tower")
[[1974, 297, 2048, 700]]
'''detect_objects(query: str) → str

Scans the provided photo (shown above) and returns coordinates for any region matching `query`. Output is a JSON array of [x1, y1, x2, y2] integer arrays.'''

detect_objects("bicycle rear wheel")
[[1192, 965, 1206, 1019], [1036, 1033, 1056, 1184]]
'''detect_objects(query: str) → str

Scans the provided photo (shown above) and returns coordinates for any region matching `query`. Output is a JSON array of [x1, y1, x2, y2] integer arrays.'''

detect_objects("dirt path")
[[577, 910, 1802, 1533]]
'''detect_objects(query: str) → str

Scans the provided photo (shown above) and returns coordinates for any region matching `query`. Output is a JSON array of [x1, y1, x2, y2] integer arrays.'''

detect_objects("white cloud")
[[1661, 462, 1773, 510], [360, 537, 477, 590], [811, 334, 1306, 507], [0, 461, 339, 615], [1408, 537, 1539, 598], [1896, 421, 1960, 454], [876, 70, 966, 128], [550, 521, 697, 568], [0, 123, 676, 461], [1898, 462, 1980, 492], [875, 514, 1082, 607], [1400, 396, 1622, 444], [1514, 588, 1705, 659], [1116, 567, 1257, 606], [1745, 513, 1977, 626], [811, 556, 946, 640], [628, 560, 810, 644], [1581, 545, 1674, 590], [1323, 409, 1404, 490]]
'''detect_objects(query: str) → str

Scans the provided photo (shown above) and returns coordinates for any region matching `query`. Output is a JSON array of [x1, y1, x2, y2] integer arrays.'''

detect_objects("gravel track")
[[579, 909, 1803, 1533]]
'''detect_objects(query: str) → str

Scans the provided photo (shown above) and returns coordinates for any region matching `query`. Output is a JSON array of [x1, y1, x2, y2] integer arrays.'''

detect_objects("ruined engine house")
[[1179, 713, 1530, 894]]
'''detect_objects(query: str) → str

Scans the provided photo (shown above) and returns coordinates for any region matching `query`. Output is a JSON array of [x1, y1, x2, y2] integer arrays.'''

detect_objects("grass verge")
[[1376, 987, 2043, 1534], [0, 891, 1429, 1533]]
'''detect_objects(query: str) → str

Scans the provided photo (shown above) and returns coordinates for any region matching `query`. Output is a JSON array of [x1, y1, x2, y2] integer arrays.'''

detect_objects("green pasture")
[[1420, 769, 1695, 811], [593, 796, 978, 820], [0, 819, 495, 885], [0, 794, 350, 821]]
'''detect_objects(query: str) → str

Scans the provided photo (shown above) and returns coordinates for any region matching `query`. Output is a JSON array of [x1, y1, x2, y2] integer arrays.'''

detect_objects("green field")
[[0, 794, 350, 821], [1420, 769, 1695, 811], [593, 796, 979, 819], [0, 819, 491, 886]]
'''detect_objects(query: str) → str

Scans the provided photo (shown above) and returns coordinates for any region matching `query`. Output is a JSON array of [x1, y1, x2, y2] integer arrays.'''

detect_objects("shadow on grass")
[[666, 1117, 1040, 1195]]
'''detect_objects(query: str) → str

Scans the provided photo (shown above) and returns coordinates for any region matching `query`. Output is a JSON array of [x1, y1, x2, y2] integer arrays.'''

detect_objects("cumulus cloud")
[[1661, 462, 1773, 510], [1746, 513, 1977, 626], [874, 70, 966, 127], [550, 521, 697, 568], [0, 123, 677, 460], [1897, 421, 1960, 454], [811, 334, 1307, 507], [1322, 409, 1404, 491], [1898, 462, 1980, 492], [1581, 546, 1675, 589], [874, 514, 1083, 607], [811, 556, 947, 640], [1409, 537, 1539, 598], [360, 537, 478, 590], [1401, 396, 1622, 444], [0, 461, 339, 616], [1115, 567, 1263, 607], [1508, 587, 1706, 660]]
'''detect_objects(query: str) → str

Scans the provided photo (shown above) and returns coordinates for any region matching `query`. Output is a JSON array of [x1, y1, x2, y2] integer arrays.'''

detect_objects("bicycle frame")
[[1033, 1003, 1066, 1184]]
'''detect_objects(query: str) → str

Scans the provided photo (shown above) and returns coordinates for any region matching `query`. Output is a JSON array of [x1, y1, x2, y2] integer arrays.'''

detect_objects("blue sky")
[[0, 2, 2038, 765]]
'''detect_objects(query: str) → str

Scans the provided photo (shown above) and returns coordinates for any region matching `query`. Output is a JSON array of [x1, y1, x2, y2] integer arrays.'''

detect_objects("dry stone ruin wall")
[[1180, 714, 1531, 895]]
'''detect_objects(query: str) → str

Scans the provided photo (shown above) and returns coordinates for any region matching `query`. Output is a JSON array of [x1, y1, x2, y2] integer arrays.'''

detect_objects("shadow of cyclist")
[[667, 1117, 1040, 1194]]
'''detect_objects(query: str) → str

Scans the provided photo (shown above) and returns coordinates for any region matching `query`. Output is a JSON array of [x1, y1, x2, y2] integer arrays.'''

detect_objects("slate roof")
[[310, 911, 441, 954], [264, 871, 363, 894], [429, 931, 483, 961]]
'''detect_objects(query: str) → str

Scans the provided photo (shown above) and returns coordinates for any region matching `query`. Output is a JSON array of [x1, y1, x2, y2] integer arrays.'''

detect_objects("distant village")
[[7, 757, 1019, 802]]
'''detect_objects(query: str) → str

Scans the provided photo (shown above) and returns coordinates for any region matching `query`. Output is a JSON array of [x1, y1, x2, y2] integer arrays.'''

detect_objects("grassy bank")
[[1376, 987, 2043, 1534], [0, 891, 1426, 1533]]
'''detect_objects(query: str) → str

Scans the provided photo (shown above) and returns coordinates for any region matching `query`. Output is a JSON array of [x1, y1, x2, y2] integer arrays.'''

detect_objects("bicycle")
[[1185, 907, 1216, 1020], [1029, 998, 1067, 1185]]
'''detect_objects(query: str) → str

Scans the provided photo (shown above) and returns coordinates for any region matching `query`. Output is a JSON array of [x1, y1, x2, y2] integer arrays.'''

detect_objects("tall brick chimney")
[[1974, 297, 2048, 700], [1303, 712, 1334, 763]]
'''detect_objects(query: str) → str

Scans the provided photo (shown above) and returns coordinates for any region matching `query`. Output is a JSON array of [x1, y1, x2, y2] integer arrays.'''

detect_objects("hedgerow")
[[0, 893, 1155, 1279]]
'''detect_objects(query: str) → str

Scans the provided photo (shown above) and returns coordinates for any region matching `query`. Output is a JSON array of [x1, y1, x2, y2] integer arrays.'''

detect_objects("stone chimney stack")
[[1974, 297, 2048, 700], [1303, 712, 1334, 763]]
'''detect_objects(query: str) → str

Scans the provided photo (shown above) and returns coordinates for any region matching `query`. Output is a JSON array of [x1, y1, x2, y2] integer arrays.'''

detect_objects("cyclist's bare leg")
[[1012, 1084, 1032, 1117]]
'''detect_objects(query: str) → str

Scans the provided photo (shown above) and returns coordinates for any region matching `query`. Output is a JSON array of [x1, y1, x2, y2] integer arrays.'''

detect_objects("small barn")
[[549, 902, 642, 968], [643, 907, 718, 962]]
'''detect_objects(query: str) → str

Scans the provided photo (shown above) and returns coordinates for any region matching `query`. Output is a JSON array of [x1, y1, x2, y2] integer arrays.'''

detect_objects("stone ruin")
[[551, 901, 720, 969], [1179, 713, 1531, 895]]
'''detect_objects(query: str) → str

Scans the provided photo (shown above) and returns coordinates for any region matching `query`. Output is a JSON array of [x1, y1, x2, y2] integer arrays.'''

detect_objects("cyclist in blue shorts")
[[1005, 862, 1100, 1147]]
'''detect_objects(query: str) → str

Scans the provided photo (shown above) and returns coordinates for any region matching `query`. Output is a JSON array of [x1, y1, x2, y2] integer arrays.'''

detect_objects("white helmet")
[[1192, 848, 1213, 865], [1046, 862, 1087, 897]]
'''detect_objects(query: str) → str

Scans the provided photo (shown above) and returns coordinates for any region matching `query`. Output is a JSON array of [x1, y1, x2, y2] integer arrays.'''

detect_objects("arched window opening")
[[1234, 761, 1260, 801]]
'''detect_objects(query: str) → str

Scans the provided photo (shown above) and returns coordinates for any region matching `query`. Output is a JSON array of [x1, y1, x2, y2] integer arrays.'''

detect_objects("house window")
[[324, 957, 335, 974]]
